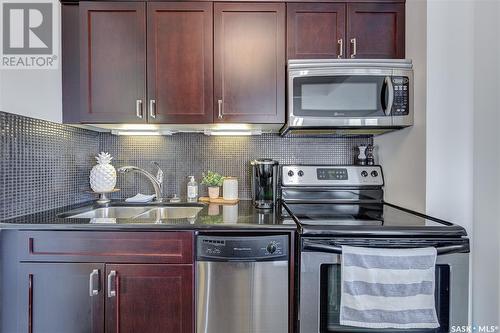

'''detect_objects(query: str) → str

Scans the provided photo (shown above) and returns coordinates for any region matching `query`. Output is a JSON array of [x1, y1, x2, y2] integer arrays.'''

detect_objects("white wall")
[[472, 0, 500, 326], [0, 69, 62, 123], [375, 0, 427, 213], [0, 2, 62, 123], [380, 0, 499, 324], [426, 0, 474, 231], [426, 0, 500, 326]]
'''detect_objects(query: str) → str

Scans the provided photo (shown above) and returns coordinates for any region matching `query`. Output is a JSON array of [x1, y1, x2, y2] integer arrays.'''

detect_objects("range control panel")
[[197, 235, 288, 261], [391, 76, 410, 116], [282, 165, 383, 187]]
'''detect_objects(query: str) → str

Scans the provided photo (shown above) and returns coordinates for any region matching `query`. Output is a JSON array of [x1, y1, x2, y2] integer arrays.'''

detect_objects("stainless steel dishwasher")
[[196, 235, 289, 333]]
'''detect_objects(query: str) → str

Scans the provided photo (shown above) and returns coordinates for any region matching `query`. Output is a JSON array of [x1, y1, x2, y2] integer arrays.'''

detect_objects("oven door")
[[299, 240, 469, 333]]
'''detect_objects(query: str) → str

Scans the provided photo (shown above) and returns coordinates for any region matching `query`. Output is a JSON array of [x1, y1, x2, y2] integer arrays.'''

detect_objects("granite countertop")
[[0, 200, 297, 231]]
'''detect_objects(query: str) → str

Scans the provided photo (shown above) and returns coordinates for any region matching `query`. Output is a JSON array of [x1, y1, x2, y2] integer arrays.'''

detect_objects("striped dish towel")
[[340, 245, 439, 329]]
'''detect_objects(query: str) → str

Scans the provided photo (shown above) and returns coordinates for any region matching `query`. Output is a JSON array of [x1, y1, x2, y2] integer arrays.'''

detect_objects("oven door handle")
[[303, 242, 342, 254], [303, 242, 469, 256]]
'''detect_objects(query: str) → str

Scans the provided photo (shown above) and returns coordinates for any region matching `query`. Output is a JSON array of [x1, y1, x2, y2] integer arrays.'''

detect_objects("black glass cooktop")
[[283, 202, 467, 237]]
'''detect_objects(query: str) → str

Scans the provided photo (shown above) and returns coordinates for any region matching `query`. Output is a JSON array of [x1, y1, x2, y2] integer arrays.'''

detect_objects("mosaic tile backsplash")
[[1, 112, 100, 220], [102, 133, 372, 200], [1, 111, 372, 220]]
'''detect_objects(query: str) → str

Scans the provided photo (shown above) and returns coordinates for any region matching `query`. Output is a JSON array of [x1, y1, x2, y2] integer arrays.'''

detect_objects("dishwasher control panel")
[[197, 235, 288, 261]]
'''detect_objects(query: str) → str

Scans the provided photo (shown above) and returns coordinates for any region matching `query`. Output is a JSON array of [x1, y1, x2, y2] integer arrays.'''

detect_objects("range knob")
[[371, 170, 379, 177], [287, 170, 294, 177], [267, 243, 277, 254], [298, 170, 304, 177], [361, 171, 368, 178]]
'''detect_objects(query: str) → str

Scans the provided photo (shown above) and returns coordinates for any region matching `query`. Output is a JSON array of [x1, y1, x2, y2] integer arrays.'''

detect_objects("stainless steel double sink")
[[59, 203, 205, 222]]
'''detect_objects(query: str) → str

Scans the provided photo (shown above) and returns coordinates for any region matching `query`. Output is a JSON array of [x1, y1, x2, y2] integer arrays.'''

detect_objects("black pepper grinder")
[[366, 144, 375, 165]]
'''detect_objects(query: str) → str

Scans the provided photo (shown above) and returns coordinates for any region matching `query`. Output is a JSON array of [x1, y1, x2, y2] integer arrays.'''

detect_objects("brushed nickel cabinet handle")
[[136, 100, 143, 119], [350, 38, 357, 58], [149, 99, 156, 119], [218, 99, 223, 119], [89, 269, 99, 296], [107, 270, 116, 298], [28, 274, 33, 333], [337, 38, 343, 59], [115, 273, 120, 333]]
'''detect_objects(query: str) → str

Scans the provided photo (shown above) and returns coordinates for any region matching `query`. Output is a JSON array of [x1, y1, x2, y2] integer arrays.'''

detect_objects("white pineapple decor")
[[90, 152, 117, 193]]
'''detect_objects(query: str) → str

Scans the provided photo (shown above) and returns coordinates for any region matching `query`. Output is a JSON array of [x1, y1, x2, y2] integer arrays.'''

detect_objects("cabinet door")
[[18, 263, 105, 333], [214, 3, 285, 123], [80, 2, 146, 123], [147, 2, 213, 124], [105, 264, 193, 333], [347, 3, 405, 59], [287, 3, 346, 59]]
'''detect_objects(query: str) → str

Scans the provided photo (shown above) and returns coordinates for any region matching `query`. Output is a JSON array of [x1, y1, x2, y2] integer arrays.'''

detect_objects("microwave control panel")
[[392, 76, 410, 116]]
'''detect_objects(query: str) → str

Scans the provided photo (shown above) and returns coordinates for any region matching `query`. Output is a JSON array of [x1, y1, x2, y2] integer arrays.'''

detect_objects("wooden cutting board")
[[199, 197, 239, 205]]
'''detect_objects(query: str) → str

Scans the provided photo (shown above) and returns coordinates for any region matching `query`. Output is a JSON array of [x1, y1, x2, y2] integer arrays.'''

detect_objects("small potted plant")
[[202, 171, 224, 199]]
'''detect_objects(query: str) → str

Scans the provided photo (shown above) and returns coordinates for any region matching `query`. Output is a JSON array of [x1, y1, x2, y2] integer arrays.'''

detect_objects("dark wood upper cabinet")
[[62, 3, 80, 124], [63, 1, 405, 125], [18, 263, 105, 333], [287, 3, 346, 59], [147, 2, 213, 124], [214, 3, 285, 123], [347, 3, 405, 59], [80, 2, 147, 123], [105, 264, 193, 333]]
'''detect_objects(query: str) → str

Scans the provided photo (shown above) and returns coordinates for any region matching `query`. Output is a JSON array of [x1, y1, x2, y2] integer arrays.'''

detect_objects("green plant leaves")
[[201, 171, 224, 187]]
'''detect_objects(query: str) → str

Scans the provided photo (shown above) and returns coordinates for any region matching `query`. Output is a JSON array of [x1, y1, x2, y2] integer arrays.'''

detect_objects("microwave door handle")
[[383, 76, 394, 116], [303, 242, 469, 256]]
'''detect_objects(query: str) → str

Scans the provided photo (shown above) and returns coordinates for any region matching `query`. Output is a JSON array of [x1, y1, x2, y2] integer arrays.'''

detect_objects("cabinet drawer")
[[19, 231, 193, 263]]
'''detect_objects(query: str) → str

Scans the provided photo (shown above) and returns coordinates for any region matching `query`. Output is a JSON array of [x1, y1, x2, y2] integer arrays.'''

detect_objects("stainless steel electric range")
[[279, 165, 470, 333]]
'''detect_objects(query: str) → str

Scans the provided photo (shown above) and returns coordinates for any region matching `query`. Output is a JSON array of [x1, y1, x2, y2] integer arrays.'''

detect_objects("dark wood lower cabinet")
[[5, 232, 195, 333], [105, 264, 193, 333], [18, 263, 105, 333], [17, 263, 193, 333]]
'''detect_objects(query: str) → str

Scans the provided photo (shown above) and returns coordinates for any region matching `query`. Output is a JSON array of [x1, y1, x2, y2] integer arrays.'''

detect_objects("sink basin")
[[134, 206, 203, 220], [66, 207, 152, 219], [61, 203, 205, 222]]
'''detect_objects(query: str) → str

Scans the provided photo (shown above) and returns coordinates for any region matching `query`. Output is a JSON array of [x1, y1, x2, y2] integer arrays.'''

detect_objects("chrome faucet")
[[117, 162, 164, 202]]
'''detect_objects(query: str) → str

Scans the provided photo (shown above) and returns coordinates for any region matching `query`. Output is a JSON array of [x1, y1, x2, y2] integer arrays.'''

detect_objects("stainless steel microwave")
[[281, 59, 414, 136]]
